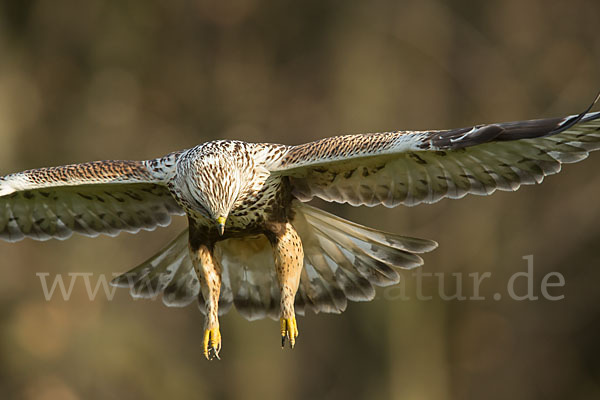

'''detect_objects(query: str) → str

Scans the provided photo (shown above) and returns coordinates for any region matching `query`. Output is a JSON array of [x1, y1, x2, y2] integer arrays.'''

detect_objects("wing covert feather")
[[0, 154, 184, 242], [275, 108, 600, 207]]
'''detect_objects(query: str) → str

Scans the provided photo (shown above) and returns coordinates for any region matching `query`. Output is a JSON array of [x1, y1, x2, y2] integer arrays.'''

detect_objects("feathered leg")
[[268, 221, 303, 348], [190, 243, 222, 360]]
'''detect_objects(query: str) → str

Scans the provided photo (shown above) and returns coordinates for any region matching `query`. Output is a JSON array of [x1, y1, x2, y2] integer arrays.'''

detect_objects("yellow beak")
[[216, 216, 226, 236]]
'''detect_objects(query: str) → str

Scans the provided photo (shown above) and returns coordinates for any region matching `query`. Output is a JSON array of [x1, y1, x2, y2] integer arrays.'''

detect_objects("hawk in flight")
[[1, 97, 599, 359]]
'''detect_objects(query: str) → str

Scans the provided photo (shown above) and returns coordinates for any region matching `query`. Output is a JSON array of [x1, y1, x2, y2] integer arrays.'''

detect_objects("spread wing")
[[273, 99, 600, 207], [0, 152, 184, 242]]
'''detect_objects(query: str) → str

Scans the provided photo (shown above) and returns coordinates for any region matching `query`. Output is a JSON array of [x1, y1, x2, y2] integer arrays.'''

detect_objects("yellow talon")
[[203, 326, 222, 360], [280, 316, 299, 349]]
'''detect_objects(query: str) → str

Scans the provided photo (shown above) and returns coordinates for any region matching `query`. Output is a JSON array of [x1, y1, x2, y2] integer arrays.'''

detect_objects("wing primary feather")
[[279, 102, 600, 208]]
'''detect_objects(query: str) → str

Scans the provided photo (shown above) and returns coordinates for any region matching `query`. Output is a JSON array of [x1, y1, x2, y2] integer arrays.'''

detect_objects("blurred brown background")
[[1, 0, 600, 399]]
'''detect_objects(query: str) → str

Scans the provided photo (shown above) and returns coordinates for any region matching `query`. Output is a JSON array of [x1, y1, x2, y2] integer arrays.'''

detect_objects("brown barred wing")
[[0, 159, 184, 242], [275, 107, 600, 207]]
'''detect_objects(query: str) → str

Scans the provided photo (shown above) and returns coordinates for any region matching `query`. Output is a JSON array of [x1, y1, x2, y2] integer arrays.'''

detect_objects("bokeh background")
[[1, 1, 600, 399]]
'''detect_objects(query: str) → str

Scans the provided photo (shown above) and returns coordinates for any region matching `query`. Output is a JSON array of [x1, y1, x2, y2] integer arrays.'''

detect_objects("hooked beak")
[[216, 216, 226, 236]]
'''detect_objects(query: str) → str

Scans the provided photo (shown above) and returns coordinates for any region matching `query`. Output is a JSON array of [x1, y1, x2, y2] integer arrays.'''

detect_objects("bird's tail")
[[111, 201, 437, 320], [290, 203, 437, 317]]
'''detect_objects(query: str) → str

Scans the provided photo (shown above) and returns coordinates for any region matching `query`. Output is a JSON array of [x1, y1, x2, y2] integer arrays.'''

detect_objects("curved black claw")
[[203, 327, 222, 360]]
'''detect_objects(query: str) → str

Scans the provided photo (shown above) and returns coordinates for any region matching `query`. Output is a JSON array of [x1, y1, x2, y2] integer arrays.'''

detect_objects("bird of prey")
[[1, 96, 599, 360]]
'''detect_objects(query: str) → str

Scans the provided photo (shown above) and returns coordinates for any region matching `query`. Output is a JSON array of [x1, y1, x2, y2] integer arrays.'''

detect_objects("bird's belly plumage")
[[226, 176, 291, 233]]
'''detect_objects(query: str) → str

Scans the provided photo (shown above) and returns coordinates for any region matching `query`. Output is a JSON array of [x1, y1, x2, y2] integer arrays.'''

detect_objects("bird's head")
[[188, 143, 258, 235]]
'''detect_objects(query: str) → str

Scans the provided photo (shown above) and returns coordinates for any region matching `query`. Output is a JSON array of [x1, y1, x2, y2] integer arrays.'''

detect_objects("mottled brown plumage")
[[1, 99, 599, 359]]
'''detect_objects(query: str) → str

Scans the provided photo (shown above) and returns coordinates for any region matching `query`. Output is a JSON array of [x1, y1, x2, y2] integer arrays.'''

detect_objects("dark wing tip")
[[432, 91, 600, 150]]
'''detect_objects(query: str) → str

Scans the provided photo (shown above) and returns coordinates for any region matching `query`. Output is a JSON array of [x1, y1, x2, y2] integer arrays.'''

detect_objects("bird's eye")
[[191, 199, 211, 218]]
